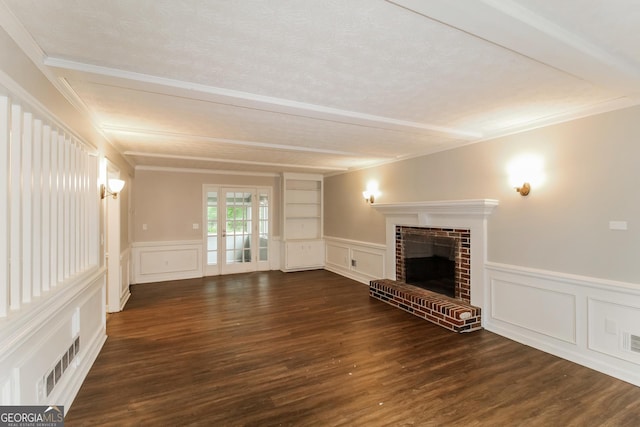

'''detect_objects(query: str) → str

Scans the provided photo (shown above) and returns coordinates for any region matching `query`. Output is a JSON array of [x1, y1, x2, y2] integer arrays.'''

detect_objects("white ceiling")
[[2, 0, 639, 175]]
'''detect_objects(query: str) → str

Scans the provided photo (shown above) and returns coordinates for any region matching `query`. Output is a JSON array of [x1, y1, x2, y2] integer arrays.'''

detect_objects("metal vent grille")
[[630, 334, 640, 354], [45, 336, 80, 397], [622, 332, 640, 354]]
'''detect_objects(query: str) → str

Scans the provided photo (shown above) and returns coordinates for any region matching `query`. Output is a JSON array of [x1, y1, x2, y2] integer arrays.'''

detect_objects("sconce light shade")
[[362, 180, 381, 204], [101, 178, 125, 199], [508, 154, 544, 197], [362, 191, 375, 203], [108, 178, 125, 194]]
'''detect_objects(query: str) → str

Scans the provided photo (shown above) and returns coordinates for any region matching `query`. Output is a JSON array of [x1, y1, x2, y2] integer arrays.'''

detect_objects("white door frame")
[[105, 164, 124, 312], [202, 185, 272, 277]]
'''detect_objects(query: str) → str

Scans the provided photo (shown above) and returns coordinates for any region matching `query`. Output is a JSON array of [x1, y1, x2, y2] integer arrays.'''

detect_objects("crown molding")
[[124, 151, 347, 172], [134, 165, 279, 177], [478, 96, 640, 141]]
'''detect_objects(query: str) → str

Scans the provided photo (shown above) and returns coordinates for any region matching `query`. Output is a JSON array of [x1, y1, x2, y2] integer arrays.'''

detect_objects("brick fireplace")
[[370, 199, 499, 332], [396, 226, 471, 303]]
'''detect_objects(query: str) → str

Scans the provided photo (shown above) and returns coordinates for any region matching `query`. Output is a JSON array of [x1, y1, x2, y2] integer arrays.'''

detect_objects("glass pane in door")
[[258, 192, 269, 262], [225, 191, 252, 264], [207, 192, 218, 265]]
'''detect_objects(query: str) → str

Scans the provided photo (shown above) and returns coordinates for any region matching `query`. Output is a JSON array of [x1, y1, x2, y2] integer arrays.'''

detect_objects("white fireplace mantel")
[[373, 199, 499, 313], [372, 199, 499, 217]]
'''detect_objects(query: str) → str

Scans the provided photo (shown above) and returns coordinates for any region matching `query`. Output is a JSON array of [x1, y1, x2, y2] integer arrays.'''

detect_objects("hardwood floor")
[[66, 270, 640, 426]]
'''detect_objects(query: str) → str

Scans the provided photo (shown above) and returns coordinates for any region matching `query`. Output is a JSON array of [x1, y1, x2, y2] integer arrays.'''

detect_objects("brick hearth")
[[370, 225, 482, 333], [370, 279, 482, 333]]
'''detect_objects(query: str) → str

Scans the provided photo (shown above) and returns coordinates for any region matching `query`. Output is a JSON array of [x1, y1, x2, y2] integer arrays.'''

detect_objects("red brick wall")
[[396, 226, 471, 303]]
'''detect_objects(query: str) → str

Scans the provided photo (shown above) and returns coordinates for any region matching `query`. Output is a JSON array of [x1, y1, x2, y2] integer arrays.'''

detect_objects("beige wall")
[[132, 170, 281, 242], [324, 106, 640, 284]]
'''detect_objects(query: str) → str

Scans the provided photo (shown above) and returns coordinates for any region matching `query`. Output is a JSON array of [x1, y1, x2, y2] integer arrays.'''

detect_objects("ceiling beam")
[[387, 0, 640, 97], [123, 151, 349, 172], [44, 56, 483, 139], [103, 126, 367, 157]]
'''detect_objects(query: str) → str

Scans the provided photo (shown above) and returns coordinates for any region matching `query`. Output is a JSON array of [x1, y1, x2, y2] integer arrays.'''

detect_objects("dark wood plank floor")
[[66, 270, 640, 426]]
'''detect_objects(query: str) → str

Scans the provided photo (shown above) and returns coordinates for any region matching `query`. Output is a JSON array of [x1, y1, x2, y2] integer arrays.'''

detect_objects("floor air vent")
[[630, 334, 640, 354], [45, 336, 80, 397]]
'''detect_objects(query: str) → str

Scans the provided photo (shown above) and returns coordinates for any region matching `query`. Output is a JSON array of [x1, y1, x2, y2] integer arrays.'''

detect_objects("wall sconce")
[[101, 178, 125, 200], [362, 180, 381, 204], [514, 182, 531, 196], [507, 155, 544, 197]]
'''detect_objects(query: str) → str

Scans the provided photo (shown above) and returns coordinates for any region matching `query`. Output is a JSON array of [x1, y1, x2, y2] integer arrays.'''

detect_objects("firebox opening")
[[403, 235, 457, 298]]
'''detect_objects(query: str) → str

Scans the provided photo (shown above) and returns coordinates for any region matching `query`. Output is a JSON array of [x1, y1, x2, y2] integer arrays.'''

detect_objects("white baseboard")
[[119, 290, 131, 312], [324, 265, 370, 285], [57, 327, 107, 410]]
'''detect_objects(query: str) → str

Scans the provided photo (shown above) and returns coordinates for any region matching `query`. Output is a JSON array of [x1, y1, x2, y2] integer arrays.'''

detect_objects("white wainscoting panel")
[[132, 241, 203, 284], [588, 298, 640, 365], [352, 248, 385, 279], [326, 244, 349, 269], [0, 269, 106, 408], [324, 237, 385, 284], [491, 279, 576, 344], [486, 262, 640, 387]]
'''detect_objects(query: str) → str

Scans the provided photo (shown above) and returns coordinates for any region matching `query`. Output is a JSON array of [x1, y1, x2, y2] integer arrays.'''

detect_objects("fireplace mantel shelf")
[[372, 199, 498, 217]]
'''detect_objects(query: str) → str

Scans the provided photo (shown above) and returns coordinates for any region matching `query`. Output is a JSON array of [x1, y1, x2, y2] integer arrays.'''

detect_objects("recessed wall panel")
[[491, 278, 576, 343], [588, 298, 640, 364]]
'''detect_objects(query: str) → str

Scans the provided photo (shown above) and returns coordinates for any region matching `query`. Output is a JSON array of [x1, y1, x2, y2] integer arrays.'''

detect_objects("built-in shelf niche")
[[284, 175, 322, 241], [281, 173, 324, 271]]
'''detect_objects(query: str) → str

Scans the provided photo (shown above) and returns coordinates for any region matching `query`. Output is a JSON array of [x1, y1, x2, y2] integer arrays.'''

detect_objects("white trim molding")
[[485, 262, 640, 387], [324, 237, 386, 285], [118, 248, 132, 311], [132, 240, 203, 284], [373, 199, 499, 216]]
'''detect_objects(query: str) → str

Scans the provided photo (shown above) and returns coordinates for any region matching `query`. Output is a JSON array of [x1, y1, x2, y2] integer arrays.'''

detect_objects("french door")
[[203, 186, 271, 276]]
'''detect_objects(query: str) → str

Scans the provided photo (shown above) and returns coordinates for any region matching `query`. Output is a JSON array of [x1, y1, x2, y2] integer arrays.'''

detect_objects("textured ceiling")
[[2, 0, 639, 174]]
